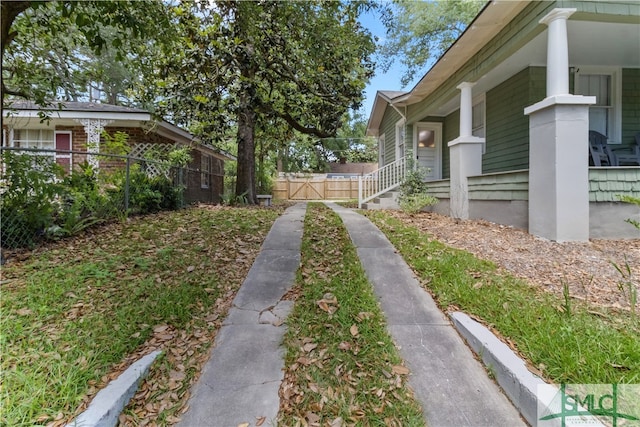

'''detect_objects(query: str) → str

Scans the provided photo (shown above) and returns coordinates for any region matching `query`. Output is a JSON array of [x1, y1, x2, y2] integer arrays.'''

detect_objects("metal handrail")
[[358, 157, 407, 208]]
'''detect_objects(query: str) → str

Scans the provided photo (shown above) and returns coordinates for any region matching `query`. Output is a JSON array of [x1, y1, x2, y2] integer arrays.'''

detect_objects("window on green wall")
[[575, 68, 621, 144], [395, 120, 405, 160], [472, 98, 485, 138]]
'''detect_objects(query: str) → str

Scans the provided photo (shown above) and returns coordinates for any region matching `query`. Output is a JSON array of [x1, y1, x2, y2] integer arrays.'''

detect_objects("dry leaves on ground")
[[386, 211, 640, 310]]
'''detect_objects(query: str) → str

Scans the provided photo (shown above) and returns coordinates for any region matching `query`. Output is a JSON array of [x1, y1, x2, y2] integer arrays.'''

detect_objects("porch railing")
[[358, 156, 407, 208]]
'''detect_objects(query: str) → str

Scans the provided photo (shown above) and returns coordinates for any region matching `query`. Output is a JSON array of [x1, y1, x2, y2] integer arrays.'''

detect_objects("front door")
[[414, 122, 442, 180], [54, 131, 72, 174]]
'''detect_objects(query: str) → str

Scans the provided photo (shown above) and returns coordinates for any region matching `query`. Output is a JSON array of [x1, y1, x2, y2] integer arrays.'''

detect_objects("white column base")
[[448, 136, 484, 219], [525, 96, 594, 242]]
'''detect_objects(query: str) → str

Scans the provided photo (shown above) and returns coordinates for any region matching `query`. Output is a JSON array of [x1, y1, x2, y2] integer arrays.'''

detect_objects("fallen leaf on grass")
[[391, 365, 410, 375], [256, 416, 266, 426], [349, 324, 359, 337], [237, 423, 249, 427], [303, 342, 318, 353], [338, 341, 351, 351]]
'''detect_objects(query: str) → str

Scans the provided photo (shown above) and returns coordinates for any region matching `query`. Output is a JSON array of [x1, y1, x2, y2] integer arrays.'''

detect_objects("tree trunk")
[[235, 80, 257, 204], [234, 2, 258, 205]]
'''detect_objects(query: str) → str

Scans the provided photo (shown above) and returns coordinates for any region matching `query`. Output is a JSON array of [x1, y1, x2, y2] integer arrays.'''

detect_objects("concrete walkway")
[[328, 203, 525, 427], [179, 202, 526, 426], [178, 203, 306, 427]]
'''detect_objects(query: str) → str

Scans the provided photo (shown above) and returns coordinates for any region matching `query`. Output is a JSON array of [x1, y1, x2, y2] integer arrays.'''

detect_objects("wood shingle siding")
[[468, 170, 529, 201], [589, 168, 640, 202]]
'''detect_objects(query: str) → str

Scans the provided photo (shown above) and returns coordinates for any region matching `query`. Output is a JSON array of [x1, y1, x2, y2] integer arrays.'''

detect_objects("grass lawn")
[[365, 210, 640, 385], [278, 203, 425, 426], [0, 206, 283, 426], [4, 201, 636, 426]]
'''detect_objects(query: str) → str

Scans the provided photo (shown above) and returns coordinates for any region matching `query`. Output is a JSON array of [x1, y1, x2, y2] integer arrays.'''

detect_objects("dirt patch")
[[385, 211, 640, 310]]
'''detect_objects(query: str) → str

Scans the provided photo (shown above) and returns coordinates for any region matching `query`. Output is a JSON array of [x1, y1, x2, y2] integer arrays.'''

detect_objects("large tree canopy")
[[141, 0, 377, 202], [3, 1, 377, 204], [1, 1, 171, 106], [380, 0, 484, 87]]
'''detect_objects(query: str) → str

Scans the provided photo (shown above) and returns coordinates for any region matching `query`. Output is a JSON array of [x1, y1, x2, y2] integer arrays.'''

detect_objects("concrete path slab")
[[327, 203, 526, 427], [178, 203, 306, 427]]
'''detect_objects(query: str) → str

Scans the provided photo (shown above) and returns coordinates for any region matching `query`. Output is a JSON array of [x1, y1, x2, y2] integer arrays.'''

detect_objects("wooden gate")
[[273, 177, 358, 200]]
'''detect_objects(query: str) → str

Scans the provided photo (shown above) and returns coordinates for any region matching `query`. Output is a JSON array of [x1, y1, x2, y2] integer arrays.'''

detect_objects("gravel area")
[[385, 211, 640, 310]]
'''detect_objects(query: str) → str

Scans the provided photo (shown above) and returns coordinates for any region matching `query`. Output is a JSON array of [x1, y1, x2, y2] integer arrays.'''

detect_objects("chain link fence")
[[1, 147, 222, 251]]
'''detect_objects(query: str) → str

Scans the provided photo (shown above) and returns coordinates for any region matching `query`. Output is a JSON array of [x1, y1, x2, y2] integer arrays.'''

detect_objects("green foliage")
[[53, 162, 110, 238], [2, 1, 172, 106], [166, 147, 192, 168], [618, 195, 640, 229], [1, 153, 184, 249], [139, 1, 377, 199], [398, 166, 437, 214], [220, 191, 248, 206], [0, 151, 65, 248], [112, 166, 183, 214], [101, 131, 131, 156], [381, 0, 484, 87]]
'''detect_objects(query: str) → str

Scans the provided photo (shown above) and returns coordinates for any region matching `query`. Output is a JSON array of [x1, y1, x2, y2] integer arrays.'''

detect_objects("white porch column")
[[448, 82, 484, 219], [524, 8, 595, 242], [541, 9, 574, 96], [76, 118, 113, 169]]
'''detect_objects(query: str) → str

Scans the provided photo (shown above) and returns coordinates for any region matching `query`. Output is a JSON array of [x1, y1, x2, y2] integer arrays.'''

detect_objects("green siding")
[[589, 168, 640, 201], [426, 179, 451, 199], [484, 67, 545, 173], [380, 107, 402, 165], [442, 111, 458, 179], [622, 68, 640, 148], [468, 170, 529, 201], [405, 1, 554, 124]]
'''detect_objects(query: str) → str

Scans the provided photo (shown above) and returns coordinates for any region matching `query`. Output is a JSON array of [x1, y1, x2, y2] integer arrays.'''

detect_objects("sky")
[[357, 8, 422, 119]]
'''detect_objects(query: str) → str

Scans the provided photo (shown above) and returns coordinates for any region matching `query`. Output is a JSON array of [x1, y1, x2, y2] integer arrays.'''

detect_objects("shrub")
[[398, 165, 437, 214], [0, 152, 65, 248]]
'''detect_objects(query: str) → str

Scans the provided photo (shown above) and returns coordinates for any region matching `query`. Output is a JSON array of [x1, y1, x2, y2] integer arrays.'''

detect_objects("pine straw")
[[383, 210, 639, 311]]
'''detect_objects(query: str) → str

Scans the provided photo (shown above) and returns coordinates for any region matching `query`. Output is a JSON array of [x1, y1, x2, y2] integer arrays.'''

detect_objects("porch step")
[[363, 191, 401, 210]]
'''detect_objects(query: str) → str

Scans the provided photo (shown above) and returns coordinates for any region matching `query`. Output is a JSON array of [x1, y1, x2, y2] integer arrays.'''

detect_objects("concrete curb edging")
[[450, 311, 544, 425], [449, 312, 546, 426], [66, 350, 162, 427], [450, 312, 607, 427]]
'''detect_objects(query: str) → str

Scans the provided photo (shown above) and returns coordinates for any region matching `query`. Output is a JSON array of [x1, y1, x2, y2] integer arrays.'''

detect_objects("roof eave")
[[395, 0, 530, 106]]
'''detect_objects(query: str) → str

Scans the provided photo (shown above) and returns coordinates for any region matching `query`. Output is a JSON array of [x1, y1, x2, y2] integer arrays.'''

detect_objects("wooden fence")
[[273, 177, 359, 200]]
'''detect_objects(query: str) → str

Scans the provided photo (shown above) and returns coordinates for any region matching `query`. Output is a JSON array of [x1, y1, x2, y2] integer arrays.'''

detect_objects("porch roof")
[[367, 0, 640, 132], [2, 101, 235, 161]]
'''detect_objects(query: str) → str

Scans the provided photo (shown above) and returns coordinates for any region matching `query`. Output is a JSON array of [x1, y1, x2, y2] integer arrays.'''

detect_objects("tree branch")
[[278, 110, 332, 139]]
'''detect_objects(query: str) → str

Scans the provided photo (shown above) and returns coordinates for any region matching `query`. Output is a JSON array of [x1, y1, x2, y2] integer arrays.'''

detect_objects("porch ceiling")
[[432, 19, 640, 116]]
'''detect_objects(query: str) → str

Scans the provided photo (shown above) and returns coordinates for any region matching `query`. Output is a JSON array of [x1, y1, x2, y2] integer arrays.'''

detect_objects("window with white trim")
[[378, 134, 385, 166], [201, 154, 212, 188], [395, 120, 405, 160], [13, 129, 54, 150], [472, 96, 485, 138], [575, 68, 621, 144]]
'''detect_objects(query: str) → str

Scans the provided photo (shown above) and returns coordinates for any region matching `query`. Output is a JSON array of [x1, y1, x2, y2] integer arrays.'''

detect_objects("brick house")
[[2, 101, 234, 204]]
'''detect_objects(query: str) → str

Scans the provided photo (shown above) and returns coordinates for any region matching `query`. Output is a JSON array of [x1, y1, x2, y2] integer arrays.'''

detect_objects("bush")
[[107, 165, 183, 215], [0, 152, 65, 248], [398, 166, 437, 214]]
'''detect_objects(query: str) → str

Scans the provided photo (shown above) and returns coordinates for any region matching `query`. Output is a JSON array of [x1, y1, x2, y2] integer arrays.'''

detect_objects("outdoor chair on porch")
[[589, 131, 617, 166], [611, 133, 640, 166]]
